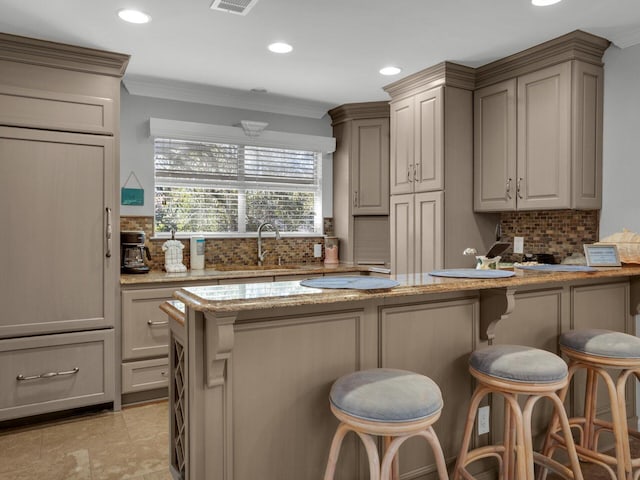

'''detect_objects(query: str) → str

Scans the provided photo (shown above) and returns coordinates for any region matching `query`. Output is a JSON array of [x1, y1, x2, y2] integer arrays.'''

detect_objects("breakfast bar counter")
[[165, 266, 640, 480]]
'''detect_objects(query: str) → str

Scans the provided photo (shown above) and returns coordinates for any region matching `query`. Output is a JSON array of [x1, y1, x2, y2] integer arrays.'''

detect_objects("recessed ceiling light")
[[251, 88, 268, 93], [117, 9, 152, 24], [268, 42, 293, 54], [379, 66, 402, 76], [531, 0, 562, 6]]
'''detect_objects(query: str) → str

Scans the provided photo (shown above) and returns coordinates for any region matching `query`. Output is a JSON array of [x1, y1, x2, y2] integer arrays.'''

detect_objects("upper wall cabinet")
[[0, 34, 128, 135], [329, 103, 390, 216], [389, 86, 443, 195], [474, 30, 608, 212]]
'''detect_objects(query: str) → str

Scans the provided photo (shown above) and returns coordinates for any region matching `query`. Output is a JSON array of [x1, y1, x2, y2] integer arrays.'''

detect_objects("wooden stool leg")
[[381, 428, 449, 480], [324, 423, 352, 480], [453, 385, 492, 480], [584, 367, 598, 451], [384, 436, 400, 480], [504, 397, 517, 480], [354, 431, 382, 480], [547, 392, 584, 480], [503, 393, 528, 480], [615, 369, 635, 480]]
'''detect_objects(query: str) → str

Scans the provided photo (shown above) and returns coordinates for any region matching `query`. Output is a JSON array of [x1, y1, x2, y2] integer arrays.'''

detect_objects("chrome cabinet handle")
[[414, 164, 420, 183], [353, 190, 358, 207], [17, 367, 79, 381], [506, 178, 513, 199], [407, 164, 413, 182], [148, 319, 169, 326], [517, 177, 524, 199], [105, 207, 112, 258]]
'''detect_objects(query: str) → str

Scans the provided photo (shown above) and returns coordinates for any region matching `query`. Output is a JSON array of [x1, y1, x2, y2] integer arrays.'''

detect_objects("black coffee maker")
[[121, 231, 151, 274]]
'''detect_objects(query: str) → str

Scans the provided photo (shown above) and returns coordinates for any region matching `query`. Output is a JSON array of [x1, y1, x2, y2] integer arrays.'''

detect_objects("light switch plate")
[[313, 244, 322, 258], [478, 405, 490, 435], [514, 236, 524, 254]]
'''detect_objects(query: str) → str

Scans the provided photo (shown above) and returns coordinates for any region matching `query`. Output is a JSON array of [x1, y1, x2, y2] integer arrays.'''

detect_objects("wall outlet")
[[514, 236, 524, 254], [478, 405, 490, 435], [313, 244, 322, 258]]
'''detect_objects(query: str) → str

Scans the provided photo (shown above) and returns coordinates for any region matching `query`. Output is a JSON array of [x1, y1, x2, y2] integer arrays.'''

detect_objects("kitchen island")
[[163, 266, 640, 480]]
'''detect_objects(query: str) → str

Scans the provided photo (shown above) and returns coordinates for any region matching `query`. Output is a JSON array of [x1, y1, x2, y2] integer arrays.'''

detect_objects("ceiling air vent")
[[210, 0, 260, 15]]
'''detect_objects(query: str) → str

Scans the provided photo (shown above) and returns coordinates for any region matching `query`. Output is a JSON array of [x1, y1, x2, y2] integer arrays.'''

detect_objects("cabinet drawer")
[[0, 85, 114, 134], [122, 288, 175, 360], [122, 358, 169, 394], [0, 329, 114, 421]]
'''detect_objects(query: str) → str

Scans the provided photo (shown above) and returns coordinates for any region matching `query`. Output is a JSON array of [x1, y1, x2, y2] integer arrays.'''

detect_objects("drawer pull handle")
[[161, 371, 168, 377], [147, 319, 169, 326], [17, 367, 79, 381]]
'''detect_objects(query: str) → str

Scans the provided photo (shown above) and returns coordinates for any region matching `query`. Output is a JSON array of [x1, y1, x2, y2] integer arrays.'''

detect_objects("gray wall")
[[119, 87, 333, 219], [601, 43, 640, 238]]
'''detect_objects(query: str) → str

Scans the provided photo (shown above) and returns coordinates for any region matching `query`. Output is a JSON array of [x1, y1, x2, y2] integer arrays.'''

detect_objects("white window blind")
[[154, 138, 322, 235]]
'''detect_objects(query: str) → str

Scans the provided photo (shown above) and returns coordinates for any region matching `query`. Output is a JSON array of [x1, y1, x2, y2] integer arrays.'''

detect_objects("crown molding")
[[383, 62, 476, 101], [328, 101, 389, 126], [0, 33, 129, 77], [608, 27, 640, 49], [150, 118, 336, 154], [123, 75, 334, 119], [475, 30, 610, 89]]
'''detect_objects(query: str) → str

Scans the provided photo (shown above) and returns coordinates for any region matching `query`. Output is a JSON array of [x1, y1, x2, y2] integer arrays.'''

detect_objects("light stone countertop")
[[120, 263, 376, 285], [174, 265, 640, 313]]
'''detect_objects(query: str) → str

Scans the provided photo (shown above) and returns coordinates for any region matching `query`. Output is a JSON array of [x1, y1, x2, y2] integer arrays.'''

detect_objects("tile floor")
[[0, 399, 636, 480], [0, 401, 171, 480]]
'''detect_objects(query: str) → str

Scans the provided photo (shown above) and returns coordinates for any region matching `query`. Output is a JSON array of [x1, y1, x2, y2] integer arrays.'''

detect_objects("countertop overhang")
[[174, 265, 640, 313]]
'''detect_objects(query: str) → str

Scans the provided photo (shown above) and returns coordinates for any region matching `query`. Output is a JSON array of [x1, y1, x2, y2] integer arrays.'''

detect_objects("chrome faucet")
[[257, 222, 280, 265]]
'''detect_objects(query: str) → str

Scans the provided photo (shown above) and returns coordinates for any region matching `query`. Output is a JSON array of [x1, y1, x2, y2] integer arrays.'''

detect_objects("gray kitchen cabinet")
[[390, 191, 444, 275], [474, 31, 608, 212], [389, 86, 443, 195], [384, 63, 498, 274], [0, 127, 115, 338], [0, 329, 114, 421], [329, 102, 390, 265], [0, 33, 128, 420]]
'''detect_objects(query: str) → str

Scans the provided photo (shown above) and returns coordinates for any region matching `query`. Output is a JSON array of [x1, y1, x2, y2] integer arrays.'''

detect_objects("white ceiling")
[[1, 0, 640, 118]]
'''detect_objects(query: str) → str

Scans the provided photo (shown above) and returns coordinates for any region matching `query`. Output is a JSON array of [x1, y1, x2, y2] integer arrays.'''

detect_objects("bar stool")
[[323, 368, 449, 480], [453, 345, 583, 480], [539, 329, 640, 480]]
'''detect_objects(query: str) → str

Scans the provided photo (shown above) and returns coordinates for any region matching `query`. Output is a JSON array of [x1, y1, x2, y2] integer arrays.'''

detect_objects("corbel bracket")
[[203, 311, 238, 388], [480, 287, 517, 343]]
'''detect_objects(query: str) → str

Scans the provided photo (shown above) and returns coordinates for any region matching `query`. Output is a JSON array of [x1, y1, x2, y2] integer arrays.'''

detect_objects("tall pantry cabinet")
[[0, 34, 129, 421], [328, 102, 390, 266], [384, 63, 498, 275]]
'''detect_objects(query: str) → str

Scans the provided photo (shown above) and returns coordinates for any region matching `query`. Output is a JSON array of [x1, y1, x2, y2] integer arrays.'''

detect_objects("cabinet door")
[[390, 194, 415, 275], [0, 127, 114, 338], [517, 63, 571, 210], [474, 79, 517, 211], [572, 61, 603, 209], [390, 97, 414, 195], [351, 118, 390, 215], [414, 191, 444, 273], [414, 87, 444, 192]]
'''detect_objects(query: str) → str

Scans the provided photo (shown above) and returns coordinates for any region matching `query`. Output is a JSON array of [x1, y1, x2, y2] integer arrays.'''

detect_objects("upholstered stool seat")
[[324, 368, 449, 480], [454, 345, 583, 480], [540, 329, 640, 480]]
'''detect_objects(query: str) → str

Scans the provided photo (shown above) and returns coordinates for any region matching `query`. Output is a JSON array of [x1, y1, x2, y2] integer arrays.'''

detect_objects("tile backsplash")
[[499, 209, 599, 263], [122, 211, 599, 270], [120, 216, 327, 271]]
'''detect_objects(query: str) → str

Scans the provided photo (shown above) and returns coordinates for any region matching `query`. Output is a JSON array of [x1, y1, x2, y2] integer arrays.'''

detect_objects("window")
[[154, 138, 322, 235]]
